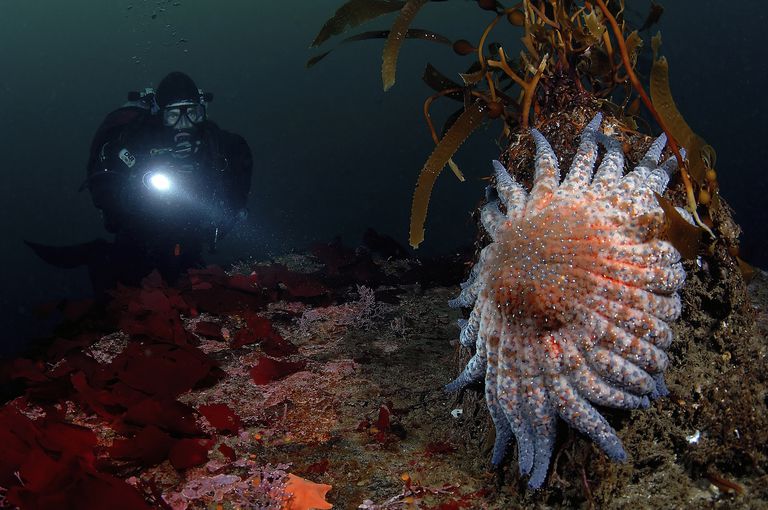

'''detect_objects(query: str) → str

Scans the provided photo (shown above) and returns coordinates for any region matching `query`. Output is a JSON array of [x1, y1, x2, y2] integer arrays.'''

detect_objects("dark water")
[[0, 0, 765, 354]]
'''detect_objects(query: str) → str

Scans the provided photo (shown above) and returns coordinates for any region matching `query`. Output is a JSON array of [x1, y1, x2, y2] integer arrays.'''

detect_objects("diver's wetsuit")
[[85, 105, 252, 288]]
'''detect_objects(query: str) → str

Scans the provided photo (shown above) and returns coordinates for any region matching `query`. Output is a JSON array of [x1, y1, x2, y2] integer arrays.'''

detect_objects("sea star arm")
[[491, 160, 527, 215], [560, 113, 602, 195]]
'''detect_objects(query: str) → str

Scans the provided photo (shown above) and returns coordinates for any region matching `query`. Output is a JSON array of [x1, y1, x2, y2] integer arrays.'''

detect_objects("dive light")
[[143, 169, 173, 193]]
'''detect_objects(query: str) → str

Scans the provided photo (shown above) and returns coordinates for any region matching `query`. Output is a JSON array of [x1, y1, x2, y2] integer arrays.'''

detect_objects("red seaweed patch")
[[249, 357, 307, 385], [198, 403, 243, 434]]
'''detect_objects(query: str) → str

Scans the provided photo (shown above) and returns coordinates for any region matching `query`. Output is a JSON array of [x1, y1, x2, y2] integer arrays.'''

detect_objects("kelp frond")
[[307, 29, 450, 68], [656, 194, 701, 260], [650, 33, 710, 185], [582, 7, 606, 42], [311, 0, 405, 47], [457, 13, 504, 86], [382, 0, 429, 91], [410, 102, 486, 248], [423, 89, 468, 182]]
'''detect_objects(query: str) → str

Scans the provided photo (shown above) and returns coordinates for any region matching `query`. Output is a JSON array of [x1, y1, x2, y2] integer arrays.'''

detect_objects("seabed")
[[1, 235, 766, 509]]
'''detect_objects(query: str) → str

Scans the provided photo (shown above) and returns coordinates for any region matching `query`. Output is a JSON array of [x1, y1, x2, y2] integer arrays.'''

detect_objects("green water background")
[[0, 0, 765, 352]]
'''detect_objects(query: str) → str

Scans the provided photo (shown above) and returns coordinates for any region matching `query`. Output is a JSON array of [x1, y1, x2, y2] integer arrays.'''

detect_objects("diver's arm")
[[223, 132, 253, 212], [213, 132, 253, 238], [86, 139, 133, 233], [85, 107, 147, 233]]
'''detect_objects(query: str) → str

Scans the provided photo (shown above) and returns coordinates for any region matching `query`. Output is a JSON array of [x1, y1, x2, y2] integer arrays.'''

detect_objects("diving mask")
[[162, 101, 206, 128]]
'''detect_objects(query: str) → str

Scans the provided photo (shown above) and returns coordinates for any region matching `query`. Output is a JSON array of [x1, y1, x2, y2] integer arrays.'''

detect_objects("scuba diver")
[[82, 71, 253, 289]]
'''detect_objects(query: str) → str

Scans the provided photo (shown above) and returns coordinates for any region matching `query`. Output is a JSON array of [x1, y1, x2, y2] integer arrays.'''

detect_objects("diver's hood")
[[156, 71, 201, 108]]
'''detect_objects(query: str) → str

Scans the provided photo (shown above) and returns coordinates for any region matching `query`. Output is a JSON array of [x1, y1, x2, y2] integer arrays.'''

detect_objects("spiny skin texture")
[[446, 114, 686, 489]]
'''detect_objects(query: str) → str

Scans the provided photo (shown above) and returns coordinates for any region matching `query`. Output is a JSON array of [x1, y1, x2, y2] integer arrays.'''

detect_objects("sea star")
[[446, 113, 686, 488]]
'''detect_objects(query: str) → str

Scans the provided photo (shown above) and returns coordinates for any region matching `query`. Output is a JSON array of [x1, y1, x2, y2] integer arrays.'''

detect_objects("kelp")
[[646, 30, 738, 264], [582, 7, 606, 43], [595, 0, 712, 242], [457, 14, 505, 87], [625, 30, 643, 68], [423, 94, 467, 182], [656, 194, 701, 260], [311, 0, 405, 47], [486, 47, 548, 128], [307, 29, 450, 68], [382, 0, 429, 91], [422, 63, 464, 99], [639, 1, 664, 31], [306, 51, 333, 69], [310, 0, 726, 250], [649, 33, 712, 185], [420, 68, 495, 185], [410, 102, 486, 248]]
